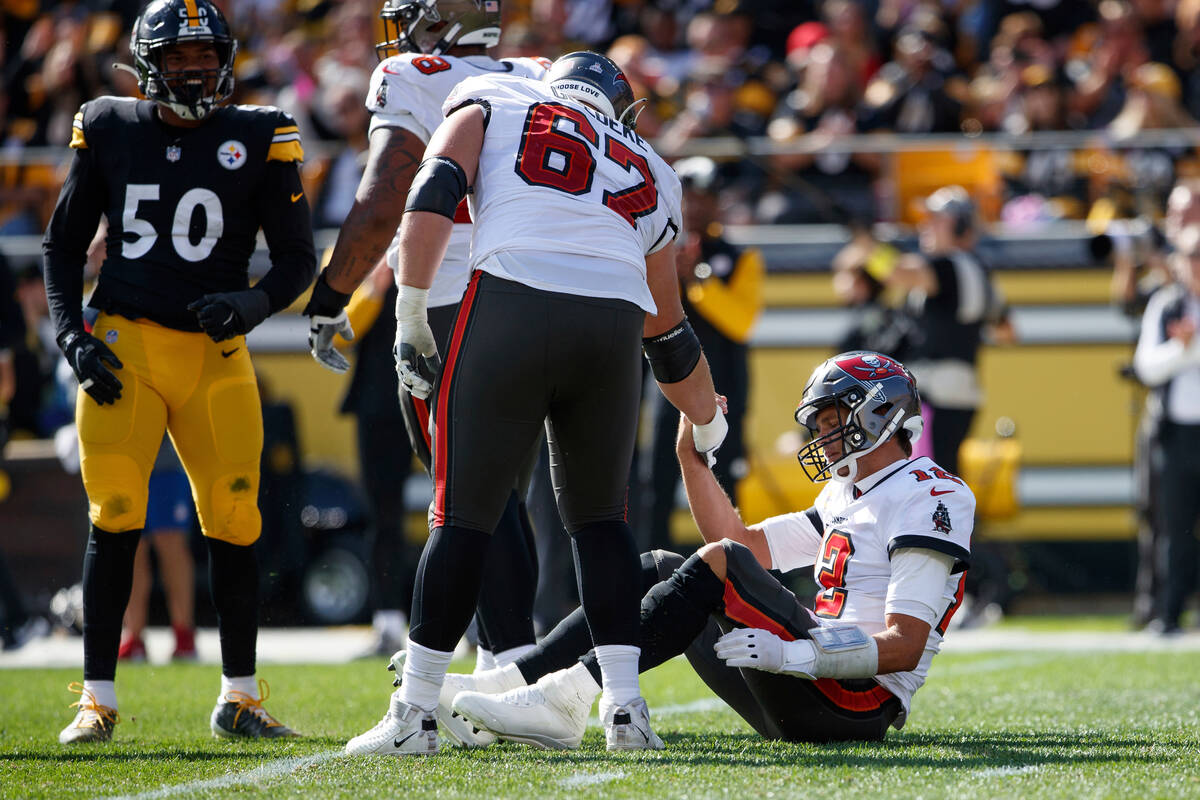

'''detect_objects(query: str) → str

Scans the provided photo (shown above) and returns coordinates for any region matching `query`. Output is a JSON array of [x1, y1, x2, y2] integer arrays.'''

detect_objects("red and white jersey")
[[366, 53, 550, 308], [442, 74, 683, 313], [752, 456, 974, 719]]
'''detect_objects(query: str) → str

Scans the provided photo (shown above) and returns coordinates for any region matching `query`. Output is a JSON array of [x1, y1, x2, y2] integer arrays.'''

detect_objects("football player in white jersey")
[[448, 351, 973, 746], [300, 0, 549, 745], [344, 51, 728, 756]]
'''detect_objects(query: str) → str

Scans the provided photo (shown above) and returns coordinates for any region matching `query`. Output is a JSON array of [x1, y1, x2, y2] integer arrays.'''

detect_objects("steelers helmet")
[[794, 351, 924, 483], [130, 0, 236, 121], [376, 0, 501, 60], [546, 51, 640, 129]]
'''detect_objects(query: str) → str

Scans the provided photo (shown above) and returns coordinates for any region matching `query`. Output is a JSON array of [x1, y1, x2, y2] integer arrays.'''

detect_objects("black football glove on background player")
[[58, 329, 123, 405], [188, 289, 271, 342], [303, 271, 354, 373]]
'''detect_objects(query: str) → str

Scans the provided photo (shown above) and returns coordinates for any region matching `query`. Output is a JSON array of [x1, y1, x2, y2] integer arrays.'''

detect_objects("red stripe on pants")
[[431, 271, 481, 528], [722, 581, 797, 641]]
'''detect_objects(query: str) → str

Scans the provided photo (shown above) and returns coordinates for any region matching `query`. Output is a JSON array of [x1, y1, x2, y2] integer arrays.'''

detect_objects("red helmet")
[[794, 351, 923, 483]]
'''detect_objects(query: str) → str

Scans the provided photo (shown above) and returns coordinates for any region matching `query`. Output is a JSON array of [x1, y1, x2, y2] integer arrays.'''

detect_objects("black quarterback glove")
[[58, 329, 123, 406], [187, 289, 271, 342]]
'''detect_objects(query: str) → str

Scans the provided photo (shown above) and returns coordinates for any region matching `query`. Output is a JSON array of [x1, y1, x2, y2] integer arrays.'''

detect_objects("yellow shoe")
[[59, 682, 119, 744], [211, 680, 300, 739]]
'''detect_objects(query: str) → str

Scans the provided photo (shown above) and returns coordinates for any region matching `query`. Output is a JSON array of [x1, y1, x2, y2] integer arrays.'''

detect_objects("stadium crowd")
[[2, 0, 1200, 236]]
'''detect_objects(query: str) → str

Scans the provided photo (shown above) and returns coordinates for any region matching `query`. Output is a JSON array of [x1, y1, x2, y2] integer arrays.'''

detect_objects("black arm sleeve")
[[43, 149, 105, 339], [253, 160, 317, 314]]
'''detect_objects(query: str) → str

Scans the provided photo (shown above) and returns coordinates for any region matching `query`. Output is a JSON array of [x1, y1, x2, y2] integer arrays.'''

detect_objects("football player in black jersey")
[[42, 0, 315, 743]]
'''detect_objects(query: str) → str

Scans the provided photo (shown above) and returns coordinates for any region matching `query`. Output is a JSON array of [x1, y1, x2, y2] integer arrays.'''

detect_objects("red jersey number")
[[814, 531, 853, 618], [412, 55, 451, 75], [515, 102, 658, 226]]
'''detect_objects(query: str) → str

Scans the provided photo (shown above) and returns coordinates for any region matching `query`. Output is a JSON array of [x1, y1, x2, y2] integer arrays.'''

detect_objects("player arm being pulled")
[[392, 103, 484, 399]]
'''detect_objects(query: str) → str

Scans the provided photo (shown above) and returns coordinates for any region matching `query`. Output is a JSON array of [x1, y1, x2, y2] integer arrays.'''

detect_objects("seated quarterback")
[[399, 351, 973, 746]]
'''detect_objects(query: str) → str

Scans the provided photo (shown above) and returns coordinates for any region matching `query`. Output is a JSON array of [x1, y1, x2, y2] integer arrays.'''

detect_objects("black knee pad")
[[647, 548, 685, 581]]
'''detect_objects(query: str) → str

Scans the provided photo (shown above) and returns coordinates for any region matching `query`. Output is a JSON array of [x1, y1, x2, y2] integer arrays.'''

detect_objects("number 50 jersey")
[[443, 75, 683, 313]]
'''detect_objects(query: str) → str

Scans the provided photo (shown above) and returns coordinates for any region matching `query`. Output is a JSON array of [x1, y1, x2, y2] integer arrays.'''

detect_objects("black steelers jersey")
[[44, 97, 315, 335]]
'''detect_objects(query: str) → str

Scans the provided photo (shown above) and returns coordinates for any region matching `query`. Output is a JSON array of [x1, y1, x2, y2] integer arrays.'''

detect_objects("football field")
[[3, 621, 1199, 800]]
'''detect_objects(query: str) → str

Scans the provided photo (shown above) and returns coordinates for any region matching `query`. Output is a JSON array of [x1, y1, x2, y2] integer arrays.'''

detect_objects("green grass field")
[[3, 636, 1200, 800]]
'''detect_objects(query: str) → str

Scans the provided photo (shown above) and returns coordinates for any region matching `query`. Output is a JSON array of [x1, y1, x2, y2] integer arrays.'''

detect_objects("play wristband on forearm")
[[395, 285, 429, 322], [309, 271, 353, 316], [643, 318, 702, 383], [802, 625, 879, 679], [405, 156, 468, 220]]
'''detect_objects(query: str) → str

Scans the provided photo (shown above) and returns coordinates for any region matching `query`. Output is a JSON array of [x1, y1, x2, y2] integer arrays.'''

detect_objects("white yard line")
[[103, 749, 343, 800], [558, 771, 626, 788], [971, 765, 1043, 778]]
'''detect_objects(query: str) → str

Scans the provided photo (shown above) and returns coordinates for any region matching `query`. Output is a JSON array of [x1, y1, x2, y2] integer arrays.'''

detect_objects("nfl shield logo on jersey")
[[932, 501, 952, 534], [217, 140, 247, 170], [166, 145, 182, 162], [104, 329, 118, 344]]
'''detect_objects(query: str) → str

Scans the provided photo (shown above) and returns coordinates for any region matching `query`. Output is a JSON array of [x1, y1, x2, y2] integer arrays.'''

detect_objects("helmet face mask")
[[131, 0, 236, 122], [794, 351, 923, 483], [376, 0, 500, 60], [546, 51, 640, 129]]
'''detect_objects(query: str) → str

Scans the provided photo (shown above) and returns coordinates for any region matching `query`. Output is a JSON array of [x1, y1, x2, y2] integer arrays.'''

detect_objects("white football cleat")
[[452, 663, 600, 750], [385, 650, 526, 748], [58, 683, 118, 744], [601, 696, 664, 751], [345, 692, 438, 756]]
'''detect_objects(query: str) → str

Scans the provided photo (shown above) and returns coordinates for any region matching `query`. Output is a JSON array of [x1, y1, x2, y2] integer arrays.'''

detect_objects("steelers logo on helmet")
[[794, 350, 923, 484], [376, 0, 501, 60], [126, 0, 238, 122]]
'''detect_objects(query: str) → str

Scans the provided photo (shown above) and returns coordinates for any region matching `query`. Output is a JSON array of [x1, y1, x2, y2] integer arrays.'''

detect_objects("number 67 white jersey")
[[442, 74, 683, 313]]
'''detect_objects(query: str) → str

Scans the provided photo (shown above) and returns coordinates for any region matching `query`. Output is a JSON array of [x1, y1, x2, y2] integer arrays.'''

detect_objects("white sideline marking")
[[972, 765, 1042, 778], [559, 770, 626, 788], [103, 748, 342, 800]]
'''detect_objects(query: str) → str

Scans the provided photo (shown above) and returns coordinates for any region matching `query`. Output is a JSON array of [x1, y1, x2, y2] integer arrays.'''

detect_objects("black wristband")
[[307, 271, 352, 317], [643, 317, 703, 384]]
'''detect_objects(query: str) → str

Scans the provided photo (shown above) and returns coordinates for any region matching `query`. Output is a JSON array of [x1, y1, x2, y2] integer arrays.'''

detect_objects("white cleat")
[[601, 696, 665, 751], [386, 650, 526, 748], [452, 663, 599, 750], [345, 693, 438, 756]]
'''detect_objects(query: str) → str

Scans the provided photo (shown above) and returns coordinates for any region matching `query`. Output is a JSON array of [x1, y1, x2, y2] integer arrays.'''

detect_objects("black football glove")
[[187, 289, 271, 342], [58, 329, 124, 406], [302, 272, 354, 374]]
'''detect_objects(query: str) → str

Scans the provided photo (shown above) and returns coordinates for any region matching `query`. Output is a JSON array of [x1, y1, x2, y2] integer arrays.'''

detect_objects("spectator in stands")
[[309, 78, 371, 229], [118, 439, 197, 662], [760, 41, 878, 224], [1178, 0, 1200, 120], [643, 157, 763, 553], [859, 17, 964, 134], [1067, 0, 1150, 128], [1133, 225, 1200, 635]]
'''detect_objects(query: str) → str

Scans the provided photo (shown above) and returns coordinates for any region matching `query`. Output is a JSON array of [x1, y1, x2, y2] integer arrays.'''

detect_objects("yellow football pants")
[[76, 313, 263, 545]]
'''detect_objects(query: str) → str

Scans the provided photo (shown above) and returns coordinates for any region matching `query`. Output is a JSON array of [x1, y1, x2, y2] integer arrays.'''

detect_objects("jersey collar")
[[853, 458, 911, 496]]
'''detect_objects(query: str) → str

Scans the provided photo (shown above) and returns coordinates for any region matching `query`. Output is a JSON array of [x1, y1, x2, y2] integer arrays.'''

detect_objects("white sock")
[[374, 610, 407, 638], [82, 680, 117, 711], [220, 674, 258, 703], [593, 644, 641, 708], [492, 643, 537, 667], [556, 662, 601, 700], [474, 647, 496, 673], [397, 640, 453, 712]]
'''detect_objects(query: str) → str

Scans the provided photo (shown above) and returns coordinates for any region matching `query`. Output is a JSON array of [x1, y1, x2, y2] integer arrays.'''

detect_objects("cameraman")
[[1134, 225, 1200, 634], [888, 186, 1011, 474]]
